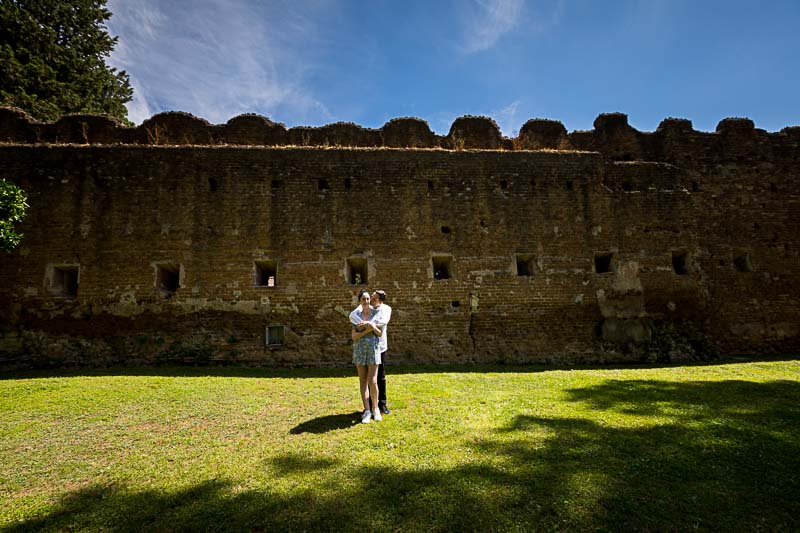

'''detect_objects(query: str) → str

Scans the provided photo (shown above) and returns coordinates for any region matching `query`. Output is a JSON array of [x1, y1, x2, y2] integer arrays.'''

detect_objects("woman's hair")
[[357, 289, 370, 300]]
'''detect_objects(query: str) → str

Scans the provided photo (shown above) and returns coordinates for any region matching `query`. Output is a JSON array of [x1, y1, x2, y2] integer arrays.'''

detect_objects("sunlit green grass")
[[1, 360, 799, 531]]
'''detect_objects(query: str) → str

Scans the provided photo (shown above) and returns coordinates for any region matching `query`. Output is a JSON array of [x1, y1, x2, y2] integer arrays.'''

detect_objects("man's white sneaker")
[[372, 409, 383, 422], [361, 410, 372, 424]]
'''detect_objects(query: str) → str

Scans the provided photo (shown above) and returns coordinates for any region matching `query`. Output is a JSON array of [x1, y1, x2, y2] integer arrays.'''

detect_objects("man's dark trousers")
[[377, 351, 388, 408]]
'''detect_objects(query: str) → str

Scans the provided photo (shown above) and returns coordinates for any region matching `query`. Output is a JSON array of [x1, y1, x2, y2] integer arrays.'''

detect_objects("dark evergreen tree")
[[0, 0, 133, 123]]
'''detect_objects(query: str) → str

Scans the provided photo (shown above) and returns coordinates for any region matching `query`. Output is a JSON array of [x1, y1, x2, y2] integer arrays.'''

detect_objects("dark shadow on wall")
[[1, 354, 799, 381], [6, 380, 799, 532]]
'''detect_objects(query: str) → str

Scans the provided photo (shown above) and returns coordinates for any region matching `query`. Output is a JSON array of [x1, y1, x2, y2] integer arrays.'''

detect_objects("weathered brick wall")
[[0, 109, 798, 368]]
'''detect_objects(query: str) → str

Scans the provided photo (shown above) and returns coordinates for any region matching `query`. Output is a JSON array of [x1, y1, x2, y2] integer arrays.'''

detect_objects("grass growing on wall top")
[[1, 360, 799, 531]]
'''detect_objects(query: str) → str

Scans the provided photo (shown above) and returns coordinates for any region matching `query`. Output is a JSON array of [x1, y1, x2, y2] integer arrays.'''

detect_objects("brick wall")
[[0, 110, 798, 368]]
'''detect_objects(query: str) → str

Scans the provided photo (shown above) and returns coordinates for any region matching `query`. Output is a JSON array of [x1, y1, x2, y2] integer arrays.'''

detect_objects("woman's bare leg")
[[367, 364, 379, 412], [357, 365, 370, 410]]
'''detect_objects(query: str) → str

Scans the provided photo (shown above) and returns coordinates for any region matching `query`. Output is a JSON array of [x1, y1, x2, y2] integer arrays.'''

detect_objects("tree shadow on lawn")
[[3, 353, 799, 380], [6, 380, 799, 532]]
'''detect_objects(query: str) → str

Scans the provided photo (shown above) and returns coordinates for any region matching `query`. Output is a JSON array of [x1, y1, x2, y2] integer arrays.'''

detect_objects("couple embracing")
[[350, 289, 392, 423]]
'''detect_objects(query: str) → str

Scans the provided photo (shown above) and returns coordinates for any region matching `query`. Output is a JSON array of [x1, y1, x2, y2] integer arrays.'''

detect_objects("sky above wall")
[[106, 0, 800, 135]]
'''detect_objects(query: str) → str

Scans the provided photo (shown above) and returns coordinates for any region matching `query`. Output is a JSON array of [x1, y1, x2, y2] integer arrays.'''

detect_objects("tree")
[[0, 179, 28, 252], [0, 0, 133, 123]]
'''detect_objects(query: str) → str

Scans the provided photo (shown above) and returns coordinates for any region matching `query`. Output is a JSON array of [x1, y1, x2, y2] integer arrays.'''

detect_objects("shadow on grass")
[[3, 353, 799, 380], [5, 380, 799, 532], [271, 452, 338, 473], [289, 412, 362, 434]]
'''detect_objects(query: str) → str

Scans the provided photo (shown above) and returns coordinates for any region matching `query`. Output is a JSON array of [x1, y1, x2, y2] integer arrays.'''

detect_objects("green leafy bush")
[[0, 179, 28, 252]]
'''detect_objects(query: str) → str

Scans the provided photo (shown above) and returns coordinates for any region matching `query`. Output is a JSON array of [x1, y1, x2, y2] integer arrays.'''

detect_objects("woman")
[[352, 289, 384, 423]]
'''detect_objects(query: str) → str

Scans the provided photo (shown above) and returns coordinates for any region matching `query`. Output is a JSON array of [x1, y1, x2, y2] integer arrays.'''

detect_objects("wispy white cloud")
[[491, 100, 521, 136], [106, 0, 333, 125], [462, 0, 525, 53], [459, 0, 564, 54]]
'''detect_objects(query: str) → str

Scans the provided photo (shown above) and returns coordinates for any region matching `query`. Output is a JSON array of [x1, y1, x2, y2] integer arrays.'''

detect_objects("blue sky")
[[106, 0, 800, 135]]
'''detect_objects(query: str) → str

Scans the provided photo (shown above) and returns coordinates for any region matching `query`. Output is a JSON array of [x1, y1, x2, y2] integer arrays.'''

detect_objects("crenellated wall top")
[[1, 106, 798, 163]]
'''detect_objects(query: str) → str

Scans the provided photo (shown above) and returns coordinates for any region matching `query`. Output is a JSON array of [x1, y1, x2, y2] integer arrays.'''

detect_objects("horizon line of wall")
[[1, 106, 800, 163]]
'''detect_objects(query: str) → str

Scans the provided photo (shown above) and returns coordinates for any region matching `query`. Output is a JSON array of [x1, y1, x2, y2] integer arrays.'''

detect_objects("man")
[[349, 289, 392, 414]]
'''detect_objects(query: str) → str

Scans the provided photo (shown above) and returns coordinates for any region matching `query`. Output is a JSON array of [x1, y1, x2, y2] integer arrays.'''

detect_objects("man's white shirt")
[[349, 304, 391, 353]]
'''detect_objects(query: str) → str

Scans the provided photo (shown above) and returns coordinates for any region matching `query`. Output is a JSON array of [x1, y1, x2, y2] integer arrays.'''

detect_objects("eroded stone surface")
[[0, 111, 798, 367]]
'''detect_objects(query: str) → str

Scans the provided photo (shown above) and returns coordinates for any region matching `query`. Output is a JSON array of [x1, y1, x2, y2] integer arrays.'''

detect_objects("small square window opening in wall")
[[734, 253, 753, 272], [347, 257, 368, 285], [672, 252, 689, 275], [516, 254, 535, 276], [594, 252, 614, 274], [266, 325, 285, 346], [156, 263, 180, 299], [48, 265, 79, 298], [254, 260, 277, 287], [432, 255, 453, 280]]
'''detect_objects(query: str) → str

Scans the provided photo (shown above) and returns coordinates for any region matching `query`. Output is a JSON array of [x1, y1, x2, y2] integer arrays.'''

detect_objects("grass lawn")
[[1, 359, 799, 532]]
